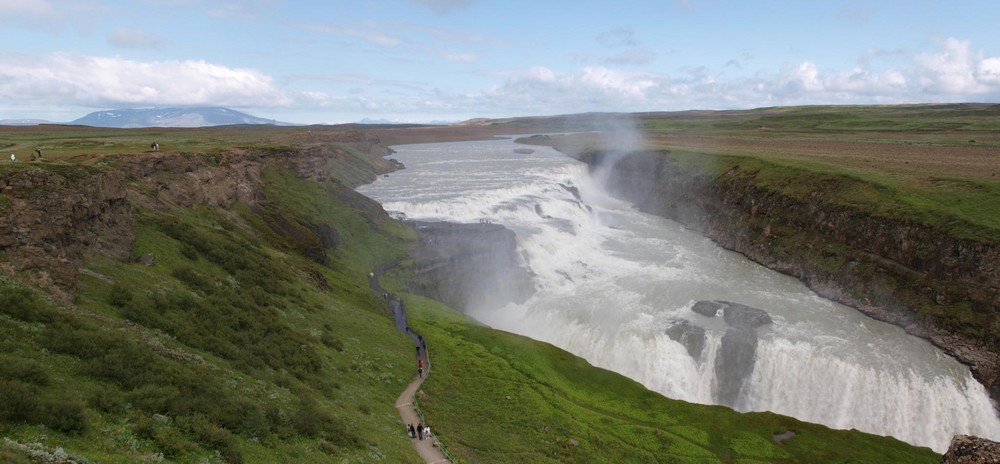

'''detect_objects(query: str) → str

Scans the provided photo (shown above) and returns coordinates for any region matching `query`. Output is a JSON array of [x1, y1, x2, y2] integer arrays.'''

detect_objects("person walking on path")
[[394, 337, 449, 463]]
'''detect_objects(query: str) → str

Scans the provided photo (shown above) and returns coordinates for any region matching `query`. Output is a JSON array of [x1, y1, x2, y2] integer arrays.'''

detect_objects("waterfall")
[[358, 137, 1000, 453]]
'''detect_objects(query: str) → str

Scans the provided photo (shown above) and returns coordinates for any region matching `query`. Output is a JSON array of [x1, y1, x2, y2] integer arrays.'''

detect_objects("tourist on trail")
[[418, 359, 423, 369], [418, 366, 423, 378], [407, 423, 415, 438], [425, 425, 432, 438], [416, 345, 420, 356], [417, 424, 424, 440]]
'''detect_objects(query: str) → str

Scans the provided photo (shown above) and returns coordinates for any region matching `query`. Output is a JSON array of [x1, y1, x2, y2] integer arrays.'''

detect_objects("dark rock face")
[[665, 320, 707, 360], [0, 168, 134, 301], [404, 221, 535, 312], [715, 328, 759, 408], [0, 138, 395, 302], [689, 300, 769, 405], [692, 300, 773, 329], [692, 300, 725, 318], [940, 435, 1000, 464], [722, 302, 773, 329]]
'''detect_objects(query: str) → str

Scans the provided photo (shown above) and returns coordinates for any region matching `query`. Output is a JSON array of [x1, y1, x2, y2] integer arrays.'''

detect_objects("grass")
[[391, 293, 938, 463], [1, 148, 421, 462]]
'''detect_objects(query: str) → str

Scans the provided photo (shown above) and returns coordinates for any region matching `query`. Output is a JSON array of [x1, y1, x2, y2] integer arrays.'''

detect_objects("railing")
[[413, 395, 460, 463]]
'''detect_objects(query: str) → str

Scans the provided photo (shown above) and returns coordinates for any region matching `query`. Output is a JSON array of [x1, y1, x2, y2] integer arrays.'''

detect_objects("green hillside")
[[0, 126, 940, 462]]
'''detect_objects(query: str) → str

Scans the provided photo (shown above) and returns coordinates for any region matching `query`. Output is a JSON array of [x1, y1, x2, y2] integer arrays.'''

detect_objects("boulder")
[[692, 300, 725, 318], [691, 300, 772, 329], [665, 320, 707, 360], [941, 435, 1000, 464], [722, 302, 773, 329]]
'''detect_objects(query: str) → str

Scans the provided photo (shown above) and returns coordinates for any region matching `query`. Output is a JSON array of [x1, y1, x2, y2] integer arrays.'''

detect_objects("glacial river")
[[357, 136, 1000, 452]]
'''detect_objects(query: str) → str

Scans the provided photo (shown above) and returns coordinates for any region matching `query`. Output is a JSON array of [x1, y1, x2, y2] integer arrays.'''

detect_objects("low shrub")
[[0, 355, 50, 385], [37, 396, 89, 434], [107, 284, 133, 307], [0, 380, 37, 422], [0, 287, 55, 323]]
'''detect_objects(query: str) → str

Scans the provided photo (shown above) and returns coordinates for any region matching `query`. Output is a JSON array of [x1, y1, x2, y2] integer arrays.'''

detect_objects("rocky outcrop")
[[688, 300, 771, 406], [0, 167, 133, 300], [692, 300, 773, 329], [716, 328, 758, 408], [402, 221, 535, 313], [940, 435, 1000, 463], [665, 320, 706, 360], [577, 149, 1000, 401], [0, 136, 397, 301]]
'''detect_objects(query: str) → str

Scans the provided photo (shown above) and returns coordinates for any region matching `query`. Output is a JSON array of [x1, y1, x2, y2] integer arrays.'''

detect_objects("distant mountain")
[[70, 107, 292, 128], [357, 117, 456, 126], [0, 119, 52, 126]]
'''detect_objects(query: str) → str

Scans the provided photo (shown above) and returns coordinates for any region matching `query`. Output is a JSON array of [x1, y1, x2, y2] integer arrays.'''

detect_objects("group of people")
[[407, 423, 432, 441]]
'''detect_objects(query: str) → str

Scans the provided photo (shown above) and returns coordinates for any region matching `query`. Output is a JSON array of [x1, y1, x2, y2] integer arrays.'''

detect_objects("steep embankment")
[[575, 149, 1000, 400], [0, 134, 424, 462]]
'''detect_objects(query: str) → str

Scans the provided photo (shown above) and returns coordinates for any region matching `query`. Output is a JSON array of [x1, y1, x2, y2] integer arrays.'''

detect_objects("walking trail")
[[369, 270, 451, 463]]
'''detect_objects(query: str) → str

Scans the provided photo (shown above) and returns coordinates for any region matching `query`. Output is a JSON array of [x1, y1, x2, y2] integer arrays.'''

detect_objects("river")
[[356, 136, 1000, 453]]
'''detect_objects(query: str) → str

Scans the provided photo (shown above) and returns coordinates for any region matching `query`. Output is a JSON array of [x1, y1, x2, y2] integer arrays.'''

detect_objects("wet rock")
[[692, 300, 726, 318], [691, 300, 772, 329], [715, 328, 758, 407], [404, 221, 535, 313], [722, 302, 773, 329], [940, 435, 1000, 463], [665, 320, 706, 360]]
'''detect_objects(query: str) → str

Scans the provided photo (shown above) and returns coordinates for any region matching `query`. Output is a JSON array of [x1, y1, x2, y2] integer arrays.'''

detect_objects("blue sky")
[[2, 0, 999, 124]]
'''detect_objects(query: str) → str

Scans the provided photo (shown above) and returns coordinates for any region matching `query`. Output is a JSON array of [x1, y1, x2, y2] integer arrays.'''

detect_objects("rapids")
[[357, 136, 1000, 452]]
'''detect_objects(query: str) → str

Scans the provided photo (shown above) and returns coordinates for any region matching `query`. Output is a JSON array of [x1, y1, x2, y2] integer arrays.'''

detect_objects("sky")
[[1, 0, 999, 124]]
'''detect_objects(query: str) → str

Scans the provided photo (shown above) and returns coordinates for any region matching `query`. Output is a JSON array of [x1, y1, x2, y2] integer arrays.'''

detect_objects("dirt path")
[[395, 350, 449, 463], [369, 271, 451, 463]]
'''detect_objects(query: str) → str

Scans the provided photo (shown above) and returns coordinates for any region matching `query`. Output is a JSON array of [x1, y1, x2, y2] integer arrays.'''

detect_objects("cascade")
[[357, 137, 1000, 452]]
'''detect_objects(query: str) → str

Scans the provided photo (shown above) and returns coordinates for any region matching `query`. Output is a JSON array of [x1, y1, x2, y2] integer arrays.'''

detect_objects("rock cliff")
[[577, 149, 1000, 401], [0, 134, 397, 302], [0, 167, 133, 301], [401, 221, 535, 313]]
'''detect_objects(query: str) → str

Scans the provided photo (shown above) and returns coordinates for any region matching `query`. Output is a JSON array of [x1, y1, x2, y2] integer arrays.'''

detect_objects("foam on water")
[[357, 137, 1000, 452]]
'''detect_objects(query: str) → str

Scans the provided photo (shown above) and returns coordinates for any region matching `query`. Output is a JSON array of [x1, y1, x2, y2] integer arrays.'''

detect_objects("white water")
[[357, 137, 1000, 452]]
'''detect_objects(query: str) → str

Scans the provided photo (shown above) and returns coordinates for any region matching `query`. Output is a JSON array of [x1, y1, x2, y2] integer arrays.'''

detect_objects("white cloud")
[[303, 22, 401, 47], [0, 54, 289, 108], [109, 29, 164, 49], [411, 0, 473, 15], [0, 0, 52, 14], [978, 58, 1000, 85], [914, 37, 984, 94]]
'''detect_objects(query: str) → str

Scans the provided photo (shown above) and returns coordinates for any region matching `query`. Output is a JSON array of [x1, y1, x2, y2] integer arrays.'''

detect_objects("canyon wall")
[[577, 150, 1000, 400]]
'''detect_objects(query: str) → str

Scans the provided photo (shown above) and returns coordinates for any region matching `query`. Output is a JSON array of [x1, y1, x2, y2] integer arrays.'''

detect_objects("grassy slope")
[[1, 122, 944, 463], [0, 148, 420, 462], [397, 294, 937, 463]]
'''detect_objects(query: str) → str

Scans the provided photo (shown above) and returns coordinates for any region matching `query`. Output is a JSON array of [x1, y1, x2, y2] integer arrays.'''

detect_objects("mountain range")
[[68, 107, 290, 128]]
